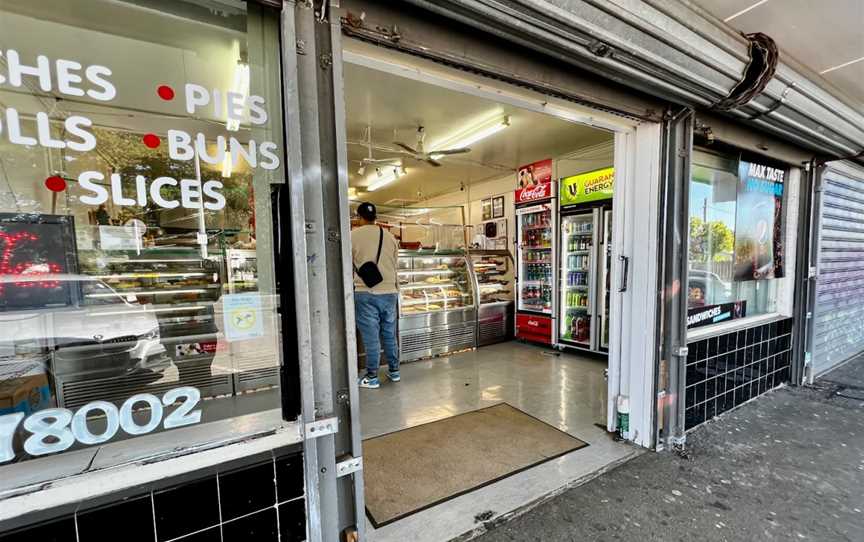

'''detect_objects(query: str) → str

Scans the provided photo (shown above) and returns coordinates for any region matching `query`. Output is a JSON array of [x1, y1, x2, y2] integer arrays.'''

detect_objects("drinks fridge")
[[515, 201, 556, 344], [558, 206, 612, 352]]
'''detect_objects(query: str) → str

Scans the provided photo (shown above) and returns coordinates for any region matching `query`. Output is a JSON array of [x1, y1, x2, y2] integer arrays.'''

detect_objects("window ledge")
[[687, 313, 789, 343], [0, 419, 302, 523]]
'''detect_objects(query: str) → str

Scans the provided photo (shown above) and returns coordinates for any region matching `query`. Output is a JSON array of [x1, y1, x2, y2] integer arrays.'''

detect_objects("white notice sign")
[[222, 293, 264, 342]]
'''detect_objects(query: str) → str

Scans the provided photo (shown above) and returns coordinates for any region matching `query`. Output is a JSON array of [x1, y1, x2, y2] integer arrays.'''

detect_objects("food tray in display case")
[[469, 249, 514, 346], [398, 250, 477, 362]]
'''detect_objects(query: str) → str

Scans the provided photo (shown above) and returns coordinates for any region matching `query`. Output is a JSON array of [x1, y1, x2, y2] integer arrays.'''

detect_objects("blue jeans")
[[355, 292, 399, 378]]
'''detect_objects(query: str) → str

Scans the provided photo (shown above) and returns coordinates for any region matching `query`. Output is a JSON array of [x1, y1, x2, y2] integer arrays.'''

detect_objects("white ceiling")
[[696, 0, 864, 111], [343, 62, 611, 205]]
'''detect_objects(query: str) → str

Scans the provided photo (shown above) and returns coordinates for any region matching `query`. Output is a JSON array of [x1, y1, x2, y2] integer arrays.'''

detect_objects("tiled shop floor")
[[360, 341, 639, 542]]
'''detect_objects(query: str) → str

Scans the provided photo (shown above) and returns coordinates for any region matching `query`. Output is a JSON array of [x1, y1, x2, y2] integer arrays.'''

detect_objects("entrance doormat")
[[363, 403, 588, 527]]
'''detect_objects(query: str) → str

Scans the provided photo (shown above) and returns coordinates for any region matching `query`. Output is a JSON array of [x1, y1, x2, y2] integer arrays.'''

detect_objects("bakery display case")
[[469, 249, 515, 345], [72, 246, 230, 407], [397, 250, 477, 362]]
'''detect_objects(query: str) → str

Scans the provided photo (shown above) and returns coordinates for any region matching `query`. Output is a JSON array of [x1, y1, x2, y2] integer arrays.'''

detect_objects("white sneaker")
[[359, 375, 380, 389]]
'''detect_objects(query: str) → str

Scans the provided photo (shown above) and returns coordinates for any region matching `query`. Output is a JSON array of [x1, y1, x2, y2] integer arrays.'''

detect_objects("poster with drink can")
[[517, 159, 553, 189], [733, 160, 786, 281]]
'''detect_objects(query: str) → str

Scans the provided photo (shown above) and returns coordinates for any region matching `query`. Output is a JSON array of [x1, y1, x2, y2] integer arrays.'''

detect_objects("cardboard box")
[[0, 374, 52, 416]]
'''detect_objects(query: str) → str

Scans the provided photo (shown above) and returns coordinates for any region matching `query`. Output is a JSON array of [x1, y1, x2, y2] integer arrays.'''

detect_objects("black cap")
[[357, 202, 377, 221]]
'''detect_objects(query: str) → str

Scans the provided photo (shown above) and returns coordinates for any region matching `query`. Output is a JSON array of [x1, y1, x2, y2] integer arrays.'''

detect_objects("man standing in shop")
[[352, 202, 400, 389]]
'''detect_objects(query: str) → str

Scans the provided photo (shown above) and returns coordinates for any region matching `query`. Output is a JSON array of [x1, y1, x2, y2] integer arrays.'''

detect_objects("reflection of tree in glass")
[[689, 217, 734, 262], [94, 129, 253, 231]]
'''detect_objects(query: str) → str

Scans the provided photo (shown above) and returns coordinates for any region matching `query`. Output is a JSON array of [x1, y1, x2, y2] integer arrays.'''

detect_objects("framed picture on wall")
[[481, 198, 493, 221], [492, 196, 505, 218]]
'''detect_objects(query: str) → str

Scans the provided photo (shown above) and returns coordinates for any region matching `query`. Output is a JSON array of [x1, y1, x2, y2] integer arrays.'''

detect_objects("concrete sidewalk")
[[473, 357, 864, 542]]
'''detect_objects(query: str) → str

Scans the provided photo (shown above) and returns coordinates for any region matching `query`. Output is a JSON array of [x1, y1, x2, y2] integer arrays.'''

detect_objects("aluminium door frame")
[[793, 159, 821, 385], [340, 34, 664, 448], [655, 108, 694, 450], [280, 2, 365, 541]]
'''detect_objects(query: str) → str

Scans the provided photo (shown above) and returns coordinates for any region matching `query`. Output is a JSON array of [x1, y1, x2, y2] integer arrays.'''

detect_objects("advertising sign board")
[[560, 167, 614, 206]]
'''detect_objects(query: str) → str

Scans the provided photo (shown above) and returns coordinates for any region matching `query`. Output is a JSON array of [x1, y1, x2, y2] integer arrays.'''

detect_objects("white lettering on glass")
[[0, 387, 203, 462]]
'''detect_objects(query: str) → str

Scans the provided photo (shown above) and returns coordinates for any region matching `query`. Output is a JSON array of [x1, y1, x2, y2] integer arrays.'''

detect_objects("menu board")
[[0, 214, 77, 311]]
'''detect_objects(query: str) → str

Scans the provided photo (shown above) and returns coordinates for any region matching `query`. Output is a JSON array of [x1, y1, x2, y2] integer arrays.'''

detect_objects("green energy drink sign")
[[560, 167, 614, 206]]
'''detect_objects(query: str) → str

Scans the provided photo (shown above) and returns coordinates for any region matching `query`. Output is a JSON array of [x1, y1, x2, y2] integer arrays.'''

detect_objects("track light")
[[367, 166, 408, 191]]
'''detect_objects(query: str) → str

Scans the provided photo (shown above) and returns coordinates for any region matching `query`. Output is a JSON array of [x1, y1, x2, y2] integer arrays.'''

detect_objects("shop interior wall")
[[404, 140, 615, 253]]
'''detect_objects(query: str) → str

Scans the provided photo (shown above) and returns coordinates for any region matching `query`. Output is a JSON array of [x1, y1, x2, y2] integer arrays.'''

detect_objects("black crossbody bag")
[[354, 226, 384, 288]]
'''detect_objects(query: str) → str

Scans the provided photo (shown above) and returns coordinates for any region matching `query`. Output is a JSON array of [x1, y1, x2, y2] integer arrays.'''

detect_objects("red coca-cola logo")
[[527, 319, 539, 327], [516, 182, 552, 203]]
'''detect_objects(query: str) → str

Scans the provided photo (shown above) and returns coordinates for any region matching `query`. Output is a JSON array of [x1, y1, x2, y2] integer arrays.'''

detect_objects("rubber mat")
[[363, 403, 588, 527]]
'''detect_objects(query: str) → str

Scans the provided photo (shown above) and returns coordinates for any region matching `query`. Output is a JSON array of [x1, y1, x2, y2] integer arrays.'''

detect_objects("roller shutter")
[[812, 162, 864, 375]]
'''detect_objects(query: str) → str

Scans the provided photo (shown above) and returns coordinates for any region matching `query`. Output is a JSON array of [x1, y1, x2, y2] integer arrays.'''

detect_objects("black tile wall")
[[221, 509, 279, 542], [685, 319, 793, 430], [77, 496, 155, 542], [276, 455, 305, 504], [219, 462, 277, 522], [0, 517, 76, 542], [278, 500, 307, 542], [0, 453, 306, 542], [153, 477, 220, 541]]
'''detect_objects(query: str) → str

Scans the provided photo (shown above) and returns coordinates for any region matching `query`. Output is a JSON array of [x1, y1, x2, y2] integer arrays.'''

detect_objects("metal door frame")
[[792, 159, 821, 385], [280, 2, 365, 541], [655, 108, 694, 450]]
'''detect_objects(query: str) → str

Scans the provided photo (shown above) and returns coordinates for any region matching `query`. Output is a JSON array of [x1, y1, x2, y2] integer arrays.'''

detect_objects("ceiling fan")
[[393, 126, 470, 167]]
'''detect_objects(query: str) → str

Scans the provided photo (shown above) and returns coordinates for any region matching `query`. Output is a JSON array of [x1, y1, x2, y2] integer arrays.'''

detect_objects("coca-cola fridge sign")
[[515, 182, 553, 204]]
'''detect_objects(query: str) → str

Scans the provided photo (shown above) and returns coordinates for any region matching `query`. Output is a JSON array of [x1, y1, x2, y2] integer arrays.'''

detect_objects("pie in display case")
[[397, 250, 477, 361], [469, 249, 514, 345]]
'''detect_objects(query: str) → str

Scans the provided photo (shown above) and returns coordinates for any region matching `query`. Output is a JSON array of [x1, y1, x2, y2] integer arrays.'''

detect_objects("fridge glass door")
[[559, 212, 593, 346], [517, 206, 553, 314], [600, 209, 613, 349]]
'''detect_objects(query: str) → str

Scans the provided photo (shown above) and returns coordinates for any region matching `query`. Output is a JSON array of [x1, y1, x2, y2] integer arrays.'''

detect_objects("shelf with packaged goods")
[[521, 246, 552, 250]]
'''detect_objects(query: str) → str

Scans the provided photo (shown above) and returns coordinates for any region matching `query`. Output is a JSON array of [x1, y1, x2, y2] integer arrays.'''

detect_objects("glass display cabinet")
[[397, 250, 477, 362], [72, 245, 230, 408], [469, 249, 515, 345]]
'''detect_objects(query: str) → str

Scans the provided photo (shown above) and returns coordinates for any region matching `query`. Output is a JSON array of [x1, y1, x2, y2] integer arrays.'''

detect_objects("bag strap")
[[375, 226, 383, 264]]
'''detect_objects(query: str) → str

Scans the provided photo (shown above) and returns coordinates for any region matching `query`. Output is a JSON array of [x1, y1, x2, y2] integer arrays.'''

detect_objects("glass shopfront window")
[[0, 0, 288, 492], [687, 148, 788, 331]]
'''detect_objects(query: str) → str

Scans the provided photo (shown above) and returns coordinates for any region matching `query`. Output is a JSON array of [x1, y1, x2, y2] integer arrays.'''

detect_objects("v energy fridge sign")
[[560, 167, 614, 206]]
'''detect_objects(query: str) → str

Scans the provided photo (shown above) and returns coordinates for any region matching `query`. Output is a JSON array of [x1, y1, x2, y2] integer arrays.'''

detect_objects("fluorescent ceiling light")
[[225, 40, 249, 132], [430, 115, 510, 158], [367, 166, 407, 192], [221, 152, 233, 178]]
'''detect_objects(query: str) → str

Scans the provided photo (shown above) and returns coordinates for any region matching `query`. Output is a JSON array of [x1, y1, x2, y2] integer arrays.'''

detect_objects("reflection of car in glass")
[[0, 274, 170, 382], [688, 269, 732, 307]]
